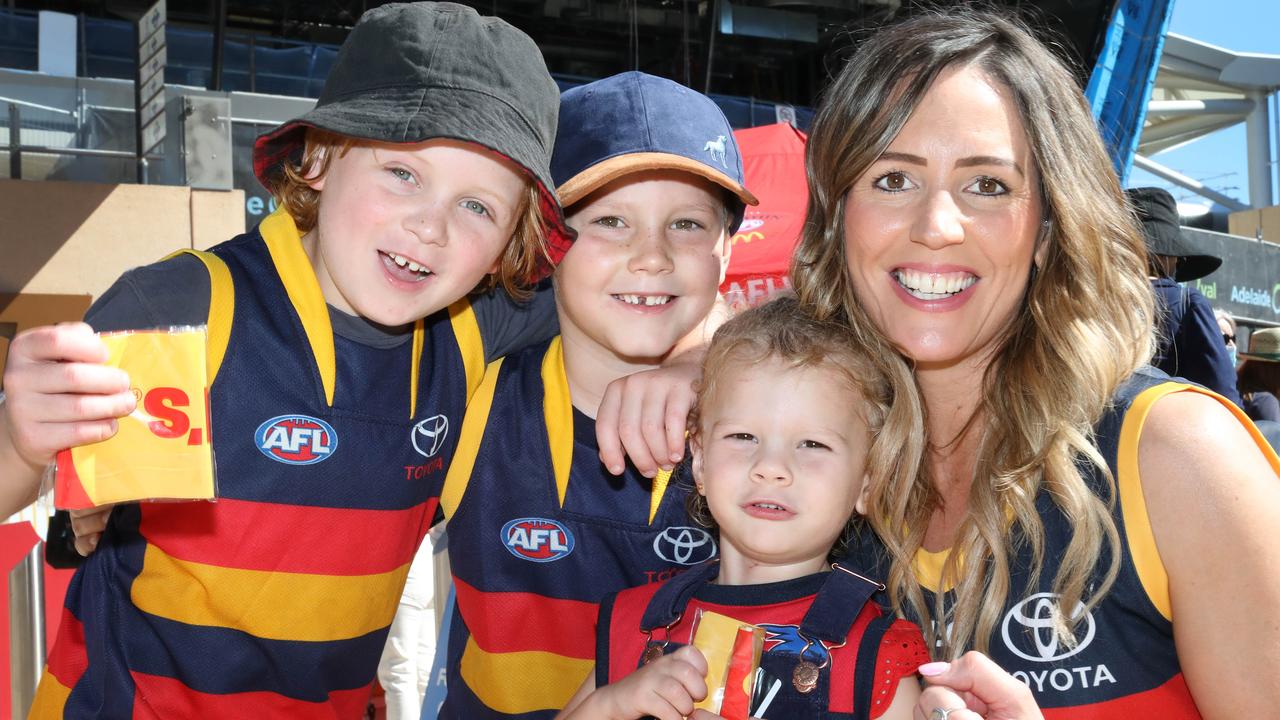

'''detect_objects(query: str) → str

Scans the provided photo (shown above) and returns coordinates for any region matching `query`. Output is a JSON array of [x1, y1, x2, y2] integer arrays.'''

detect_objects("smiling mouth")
[[893, 268, 977, 300], [382, 251, 433, 281], [612, 294, 674, 307]]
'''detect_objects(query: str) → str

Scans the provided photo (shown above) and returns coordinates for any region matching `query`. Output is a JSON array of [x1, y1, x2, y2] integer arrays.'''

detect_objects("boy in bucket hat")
[[1127, 187, 1242, 406], [4, 4, 574, 716], [436, 71, 756, 718]]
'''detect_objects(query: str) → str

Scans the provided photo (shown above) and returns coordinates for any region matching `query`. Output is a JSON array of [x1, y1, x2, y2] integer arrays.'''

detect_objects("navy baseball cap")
[[553, 72, 758, 232]]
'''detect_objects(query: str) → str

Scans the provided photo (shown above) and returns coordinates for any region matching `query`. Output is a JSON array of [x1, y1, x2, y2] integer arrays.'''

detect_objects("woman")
[[791, 10, 1280, 719]]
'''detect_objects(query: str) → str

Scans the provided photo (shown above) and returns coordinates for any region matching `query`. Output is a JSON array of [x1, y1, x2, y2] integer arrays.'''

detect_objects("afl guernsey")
[[848, 367, 1277, 718], [598, 560, 928, 719], [437, 336, 712, 718], [31, 208, 486, 718]]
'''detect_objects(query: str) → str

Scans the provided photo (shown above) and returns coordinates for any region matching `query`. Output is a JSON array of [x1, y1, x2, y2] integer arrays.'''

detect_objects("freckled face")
[[842, 64, 1044, 370], [555, 170, 730, 361], [304, 139, 527, 326]]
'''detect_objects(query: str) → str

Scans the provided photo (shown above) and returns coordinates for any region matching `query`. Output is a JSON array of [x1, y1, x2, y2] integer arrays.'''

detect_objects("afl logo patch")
[[653, 526, 717, 565], [255, 415, 337, 465], [501, 518, 574, 562], [1000, 592, 1096, 662]]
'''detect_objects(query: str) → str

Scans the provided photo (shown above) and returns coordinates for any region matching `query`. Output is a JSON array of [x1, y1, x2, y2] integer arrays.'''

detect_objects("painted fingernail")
[[918, 662, 950, 677]]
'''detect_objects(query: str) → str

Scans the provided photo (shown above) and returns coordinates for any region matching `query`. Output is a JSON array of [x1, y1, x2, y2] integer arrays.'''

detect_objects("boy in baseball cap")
[[12, 4, 570, 716], [437, 71, 756, 717]]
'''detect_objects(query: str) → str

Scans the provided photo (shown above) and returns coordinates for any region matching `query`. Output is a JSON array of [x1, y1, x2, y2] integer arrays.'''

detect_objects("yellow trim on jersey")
[[130, 544, 409, 642], [542, 337, 573, 508], [260, 207, 337, 406], [913, 546, 958, 595], [1119, 381, 1280, 622], [649, 468, 672, 525], [448, 299, 485, 402], [409, 319, 425, 419], [458, 636, 592, 714], [441, 357, 505, 519], [165, 249, 235, 385], [28, 668, 70, 719]]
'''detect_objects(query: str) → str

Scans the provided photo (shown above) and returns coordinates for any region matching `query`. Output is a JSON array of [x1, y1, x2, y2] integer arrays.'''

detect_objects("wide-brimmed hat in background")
[[1241, 327, 1280, 362], [1126, 186, 1222, 282]]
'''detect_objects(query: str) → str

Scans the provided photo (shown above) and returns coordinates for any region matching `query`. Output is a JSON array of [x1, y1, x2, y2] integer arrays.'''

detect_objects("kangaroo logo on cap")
[[703, 135, 727, 167]]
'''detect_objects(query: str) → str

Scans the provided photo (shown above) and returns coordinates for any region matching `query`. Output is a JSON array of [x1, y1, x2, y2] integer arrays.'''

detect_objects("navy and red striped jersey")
[[598, 566, 928, 719], [437, 336, 711, 718], [31, 209, 484, 718]]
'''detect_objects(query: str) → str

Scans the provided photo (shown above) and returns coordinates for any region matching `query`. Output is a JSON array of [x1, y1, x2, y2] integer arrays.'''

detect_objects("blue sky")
[[1126, 0, 1280, 207]]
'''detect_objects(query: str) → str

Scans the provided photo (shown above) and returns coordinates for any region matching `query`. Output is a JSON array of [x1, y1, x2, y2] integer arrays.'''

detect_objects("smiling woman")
[[792, 8, 1280, 720]]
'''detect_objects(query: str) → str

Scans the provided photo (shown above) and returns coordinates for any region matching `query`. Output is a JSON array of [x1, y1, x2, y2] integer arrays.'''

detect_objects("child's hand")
[[593, 645, 711, 720], [2, 323, 135, 469], [596, 357, 700, 478], [69, 505, 115, 556]]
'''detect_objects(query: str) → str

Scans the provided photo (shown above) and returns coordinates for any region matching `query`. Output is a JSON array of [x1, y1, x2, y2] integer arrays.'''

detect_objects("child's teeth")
[[393, 255, 408, 267]]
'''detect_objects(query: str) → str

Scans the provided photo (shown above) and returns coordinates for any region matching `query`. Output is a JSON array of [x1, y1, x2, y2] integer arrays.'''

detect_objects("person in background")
[[1127, 187, 1243, 407], [1214, 308, 1238, 369], [1237, 327, 1280, 423]]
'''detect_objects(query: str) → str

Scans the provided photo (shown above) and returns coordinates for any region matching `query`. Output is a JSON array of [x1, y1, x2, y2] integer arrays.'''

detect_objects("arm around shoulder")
[[1137, 391, 1280, 718]]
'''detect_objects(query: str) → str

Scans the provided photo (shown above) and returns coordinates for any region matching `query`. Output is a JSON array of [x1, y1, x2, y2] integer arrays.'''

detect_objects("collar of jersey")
[[540, 336, 671, 522], [259, 207, 425, 413]]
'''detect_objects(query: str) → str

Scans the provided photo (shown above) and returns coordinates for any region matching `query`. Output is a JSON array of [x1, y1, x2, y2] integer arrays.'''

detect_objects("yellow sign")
[[55, 328, 215, 509]]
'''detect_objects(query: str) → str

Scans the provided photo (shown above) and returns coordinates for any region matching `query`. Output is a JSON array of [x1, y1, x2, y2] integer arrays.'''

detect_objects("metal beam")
[[1132, 154, 1249, 211], [1245, 89, 1274, 208], [1147, 98, 1254, 116]]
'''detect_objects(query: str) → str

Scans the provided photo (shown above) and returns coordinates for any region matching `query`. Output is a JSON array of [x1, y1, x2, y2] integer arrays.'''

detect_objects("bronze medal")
[[642, 644, 665, 665], [792, 660, 819, 693]]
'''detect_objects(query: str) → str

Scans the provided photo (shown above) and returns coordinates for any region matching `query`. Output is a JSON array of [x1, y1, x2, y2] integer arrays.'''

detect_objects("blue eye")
[[461, 199, 489, 216], [389, 167, 416, 185]]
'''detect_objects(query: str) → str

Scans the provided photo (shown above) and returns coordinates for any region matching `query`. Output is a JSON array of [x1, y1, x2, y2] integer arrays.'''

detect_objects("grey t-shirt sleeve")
[[471, 281, 559, 363], [84, 254, 212, 332]]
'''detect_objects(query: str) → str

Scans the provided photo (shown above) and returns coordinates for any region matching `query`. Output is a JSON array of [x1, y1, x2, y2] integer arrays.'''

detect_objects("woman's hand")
[[915, 652, 1043, 720]]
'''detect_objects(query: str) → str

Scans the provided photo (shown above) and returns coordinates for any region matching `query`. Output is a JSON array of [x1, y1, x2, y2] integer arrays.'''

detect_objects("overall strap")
[[639, 560, 720, 631], [167, 249, 235, 385], [797, 561, 885, 645]]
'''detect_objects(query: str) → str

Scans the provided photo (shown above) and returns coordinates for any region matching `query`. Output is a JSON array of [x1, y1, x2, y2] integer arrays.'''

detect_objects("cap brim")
[[557, 152, 759, 209]]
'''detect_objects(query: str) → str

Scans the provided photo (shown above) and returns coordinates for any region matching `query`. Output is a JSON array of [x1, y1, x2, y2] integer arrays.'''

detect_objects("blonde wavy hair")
[[686, 295, 922, 558], [791, 10, 1154, 656], [268, 128, 550, 298]]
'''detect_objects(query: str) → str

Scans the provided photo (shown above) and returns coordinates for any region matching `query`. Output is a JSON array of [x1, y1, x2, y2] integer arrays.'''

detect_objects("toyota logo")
[[412, 414, 449, 458], [1000, 592, 1095, 662], [653, 527, 717, 565]]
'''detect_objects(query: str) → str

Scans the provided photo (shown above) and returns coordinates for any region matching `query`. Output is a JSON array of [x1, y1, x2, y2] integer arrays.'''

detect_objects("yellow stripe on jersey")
[[168, 249, 236, 385], [260, 207, 337, 406], [458, 636, 592, 715], [649, 468, 672, 525], [409, 318, 425, 419], [1119, 381, 1280, 622], [130, 544, 409, 642], [441, 357, 505, 519], [28, 669, 71, 719], [448, 299, 485, 402], [541, 337, 573, 507]]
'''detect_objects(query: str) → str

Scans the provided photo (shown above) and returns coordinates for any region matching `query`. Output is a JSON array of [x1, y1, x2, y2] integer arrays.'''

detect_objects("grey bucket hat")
[[252, 2, 574, 266]]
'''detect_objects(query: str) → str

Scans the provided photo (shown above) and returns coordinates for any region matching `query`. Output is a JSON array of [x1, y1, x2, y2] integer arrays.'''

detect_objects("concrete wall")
[[0, 179, 245, 299]]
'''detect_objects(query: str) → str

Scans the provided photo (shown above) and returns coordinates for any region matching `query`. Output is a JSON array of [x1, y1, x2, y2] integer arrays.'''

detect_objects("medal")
[[792, 659, 820, 693], [642, 644, 665, 665]]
